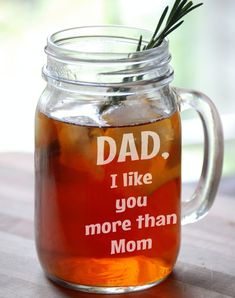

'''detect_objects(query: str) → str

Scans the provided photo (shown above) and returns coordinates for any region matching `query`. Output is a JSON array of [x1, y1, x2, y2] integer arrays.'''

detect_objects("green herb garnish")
[[100, 0, 203, 114], [137, 0, 203, 51]]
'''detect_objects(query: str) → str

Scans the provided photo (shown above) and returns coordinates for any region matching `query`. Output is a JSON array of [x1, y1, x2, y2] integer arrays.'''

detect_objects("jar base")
[[46, 273, 170, 294]]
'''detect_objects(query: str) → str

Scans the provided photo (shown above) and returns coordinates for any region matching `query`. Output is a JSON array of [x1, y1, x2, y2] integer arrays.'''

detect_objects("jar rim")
[[45, 25, 169, 63], [43, 25, 173, 88]]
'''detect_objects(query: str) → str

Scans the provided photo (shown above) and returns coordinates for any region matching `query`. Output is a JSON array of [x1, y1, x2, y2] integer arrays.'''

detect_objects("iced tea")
[[35, 109, 181, 287]]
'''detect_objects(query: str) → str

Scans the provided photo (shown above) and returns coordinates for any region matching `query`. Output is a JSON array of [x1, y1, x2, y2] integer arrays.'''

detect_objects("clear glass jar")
[[35, 26, 223, 294]]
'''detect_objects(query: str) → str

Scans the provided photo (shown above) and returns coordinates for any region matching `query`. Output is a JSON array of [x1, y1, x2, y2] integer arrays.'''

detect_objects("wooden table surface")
[[0, 153, 234, 298]]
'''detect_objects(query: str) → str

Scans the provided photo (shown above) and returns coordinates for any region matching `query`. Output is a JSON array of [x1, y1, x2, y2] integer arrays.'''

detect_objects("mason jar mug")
[[35, 26, 223, 294]]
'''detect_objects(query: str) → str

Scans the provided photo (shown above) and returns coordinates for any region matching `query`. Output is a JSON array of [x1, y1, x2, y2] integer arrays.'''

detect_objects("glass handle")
[[174, 88, 224, 225]]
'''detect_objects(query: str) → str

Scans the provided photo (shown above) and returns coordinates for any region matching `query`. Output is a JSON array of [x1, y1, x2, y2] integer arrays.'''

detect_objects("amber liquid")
[[35, 110, 181, 287]]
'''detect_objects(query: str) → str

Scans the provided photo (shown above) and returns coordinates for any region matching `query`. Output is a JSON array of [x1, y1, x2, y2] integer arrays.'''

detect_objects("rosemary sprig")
[[100, 0, 203, 114], [139, 0, 203, 50]]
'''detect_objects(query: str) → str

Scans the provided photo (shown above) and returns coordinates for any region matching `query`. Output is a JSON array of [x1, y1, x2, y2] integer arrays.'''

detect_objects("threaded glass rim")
[[45, 25, 169, 63], [43, 25, 173, 88]]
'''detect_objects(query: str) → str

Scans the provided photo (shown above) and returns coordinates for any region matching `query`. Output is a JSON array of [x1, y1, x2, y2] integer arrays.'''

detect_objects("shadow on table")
[[46, 272, 189, 298]]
